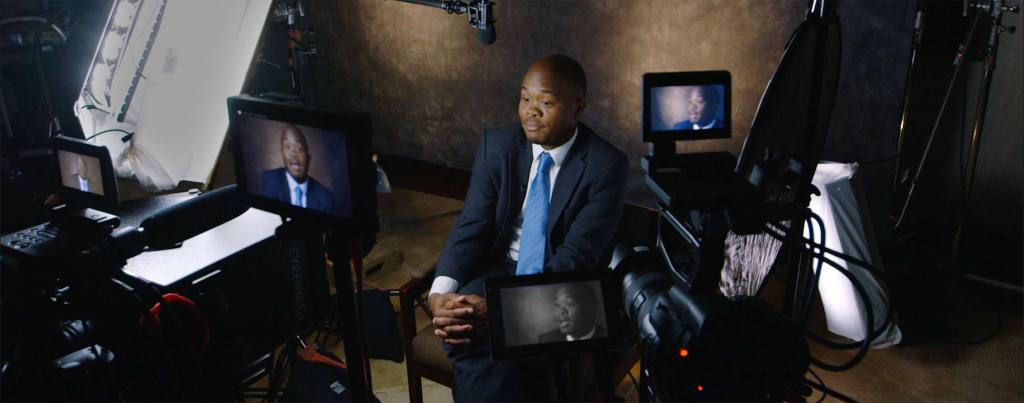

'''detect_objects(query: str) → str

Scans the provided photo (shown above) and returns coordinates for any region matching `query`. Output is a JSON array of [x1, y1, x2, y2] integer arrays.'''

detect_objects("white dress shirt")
[[285, 172, 308, 208], [565, 325, 597, 341], [692, 118, 720, 130], [77, 176, 90, 192], [430, 128, 579, 297]]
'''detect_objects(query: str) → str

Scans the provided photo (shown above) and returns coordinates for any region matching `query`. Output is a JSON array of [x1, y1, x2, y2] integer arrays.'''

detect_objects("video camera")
[[613, 4, 854, 401]]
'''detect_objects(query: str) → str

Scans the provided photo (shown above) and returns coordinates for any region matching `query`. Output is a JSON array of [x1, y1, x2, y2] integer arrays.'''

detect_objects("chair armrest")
[[398, 264, 437, 363], [398, 268, 436, 305]]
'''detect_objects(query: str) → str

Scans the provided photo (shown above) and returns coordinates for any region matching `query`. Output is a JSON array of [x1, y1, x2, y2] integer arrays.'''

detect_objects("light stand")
[[325, 232, 375, 401], [890, 0, 1020, 294], [892, 0, 1019, 235], [272, 218, 375, 401], [952, 0, 1019, 256], [892, 1, 927, 189]]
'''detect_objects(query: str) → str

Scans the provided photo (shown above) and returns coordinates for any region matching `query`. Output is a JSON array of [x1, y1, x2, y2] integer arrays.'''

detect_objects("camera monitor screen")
[[58, 151, 104, 196], [643, 71, 731, 142], [229, 96, 374, 230], [486, 270, 619, 360], [52, 136, 119, 208]]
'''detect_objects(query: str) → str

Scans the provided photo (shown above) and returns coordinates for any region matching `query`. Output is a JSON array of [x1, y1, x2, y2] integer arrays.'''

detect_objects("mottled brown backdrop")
[[306, 0, 808, 203], [302, 0, 1019, 240]]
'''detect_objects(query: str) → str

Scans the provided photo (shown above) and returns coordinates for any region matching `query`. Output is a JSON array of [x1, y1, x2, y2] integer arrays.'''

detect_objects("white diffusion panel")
[[130, 0, 271, 188], [806, 162, 902, 348], [77, 0, 272, 190]]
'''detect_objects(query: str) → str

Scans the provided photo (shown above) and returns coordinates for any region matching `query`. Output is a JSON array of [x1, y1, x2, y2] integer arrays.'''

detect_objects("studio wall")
[[308, 0, 813, 203], [306, 1, 1008, 218]]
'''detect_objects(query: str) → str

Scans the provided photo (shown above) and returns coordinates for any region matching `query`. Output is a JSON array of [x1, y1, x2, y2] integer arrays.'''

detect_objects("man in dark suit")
[[261, 124, 340, 215], [672, 85, 724, 130], [70, 155, 95, 193], [428, 55, 629, 401], [538, 283, 607, 343]]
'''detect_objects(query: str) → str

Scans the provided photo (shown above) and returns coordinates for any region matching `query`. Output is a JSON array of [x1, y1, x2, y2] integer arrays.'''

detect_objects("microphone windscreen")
[[141, 185, 248, 248], [478, 25, 496, 45]]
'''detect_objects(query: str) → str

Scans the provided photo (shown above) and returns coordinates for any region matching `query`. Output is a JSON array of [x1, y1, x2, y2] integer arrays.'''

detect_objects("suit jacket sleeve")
[[435, 132, 499, 284], [546, 152, 629, 273]]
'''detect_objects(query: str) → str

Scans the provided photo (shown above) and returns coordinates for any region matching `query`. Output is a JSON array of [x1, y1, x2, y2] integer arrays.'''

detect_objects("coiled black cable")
[[763, 222, 874, 371]]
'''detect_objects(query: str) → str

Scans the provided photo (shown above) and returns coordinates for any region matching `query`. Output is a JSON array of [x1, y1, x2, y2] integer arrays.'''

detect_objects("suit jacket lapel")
[[514, 132, 533, 206], [307, 179, 321, 209], [496, 131, 533, 252], [547, 126, 589, 235]]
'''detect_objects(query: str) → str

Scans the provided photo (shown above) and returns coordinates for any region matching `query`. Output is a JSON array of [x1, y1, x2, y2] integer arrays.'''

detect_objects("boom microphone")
[[478, 22, 496, 45], [475, 0, 496, 45], [140, 185, 249, 248], [396, 0, 495, 44]]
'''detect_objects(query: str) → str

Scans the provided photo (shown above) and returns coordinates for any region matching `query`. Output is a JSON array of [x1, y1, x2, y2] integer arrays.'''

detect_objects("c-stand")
[[325, 234, 374, 401], [892, 0, 1018, 244], [890, 0, 1020, 294], [952, 0, 1019, 255]]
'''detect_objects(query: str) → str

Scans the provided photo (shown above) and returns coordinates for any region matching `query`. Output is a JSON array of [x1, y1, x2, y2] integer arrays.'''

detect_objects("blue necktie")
[[516, 152, 554, 276], [294, 186, 304, 207]]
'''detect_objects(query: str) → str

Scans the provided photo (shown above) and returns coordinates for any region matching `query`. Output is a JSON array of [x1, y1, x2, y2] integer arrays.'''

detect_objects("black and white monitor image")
[[500, 281, 608, 346], [486, 271, 618, 360], [57, 151, 105, 196], [237, 115, 353, 218], [650, 85, 726, 132]]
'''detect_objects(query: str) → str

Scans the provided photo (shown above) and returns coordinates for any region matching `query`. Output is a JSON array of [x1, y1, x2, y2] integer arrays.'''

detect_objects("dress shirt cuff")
[[429, 275, 460, 296]]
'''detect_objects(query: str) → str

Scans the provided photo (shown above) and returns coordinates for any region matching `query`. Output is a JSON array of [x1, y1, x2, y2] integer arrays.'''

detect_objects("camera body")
[[617, 245, 809, 402], [1, 207, 153, 400]]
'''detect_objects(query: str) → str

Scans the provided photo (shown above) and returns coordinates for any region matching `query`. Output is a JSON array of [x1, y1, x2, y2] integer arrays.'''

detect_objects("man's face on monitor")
[[281, 126, 310, 180], [74, 156, 87, 176], [688, 87, 709, 123], [555, 287, 595, 337], [518, 66, 581, 148]]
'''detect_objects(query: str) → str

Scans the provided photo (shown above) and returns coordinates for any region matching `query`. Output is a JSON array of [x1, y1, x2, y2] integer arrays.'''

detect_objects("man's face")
[[518, 66, 584, 149], [687, 87, 710, 123], [74, 157, 87, 176], [281, 127, 310, 180], [554, 288, 596, 337]]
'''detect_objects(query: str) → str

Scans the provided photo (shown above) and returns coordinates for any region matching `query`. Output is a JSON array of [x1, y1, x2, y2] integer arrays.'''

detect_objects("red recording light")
[[678, 348, 689, 357], [697, 385, 704, 392]]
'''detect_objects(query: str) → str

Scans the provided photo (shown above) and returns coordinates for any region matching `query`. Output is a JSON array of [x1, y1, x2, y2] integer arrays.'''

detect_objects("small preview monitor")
[[486, 270, 620, 360], [52, 136, 119, 208], [643, 71, 731, 142], [229, 96, 374, 231]]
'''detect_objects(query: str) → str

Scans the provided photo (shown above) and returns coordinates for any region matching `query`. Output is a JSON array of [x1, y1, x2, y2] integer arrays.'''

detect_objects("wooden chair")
[[396, 203, 656, 402], [396, 257, 453, 403]]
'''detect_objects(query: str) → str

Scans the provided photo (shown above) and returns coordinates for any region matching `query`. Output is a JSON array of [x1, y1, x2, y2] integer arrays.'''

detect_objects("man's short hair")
[[558, 282, 599, 308], [540, 54, 588, 99], [281, 124, 308, 147]]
